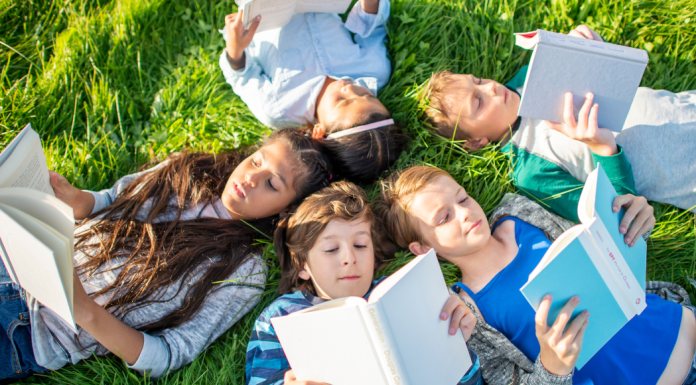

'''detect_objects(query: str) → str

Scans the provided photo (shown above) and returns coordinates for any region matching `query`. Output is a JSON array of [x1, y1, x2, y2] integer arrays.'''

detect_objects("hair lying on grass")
[[321, 112, 408, 184], [75, 128, 333, 333], [420, 70, 467, 141], [274, 180, 393, 296], [374, 165, 452, 249]]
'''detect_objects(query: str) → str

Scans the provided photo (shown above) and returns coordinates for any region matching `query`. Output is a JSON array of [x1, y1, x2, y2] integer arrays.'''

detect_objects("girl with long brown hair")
[[0, 128, 333, 381]]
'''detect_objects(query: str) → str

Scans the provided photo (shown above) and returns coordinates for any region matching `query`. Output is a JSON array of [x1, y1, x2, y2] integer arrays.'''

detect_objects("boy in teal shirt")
[[422, 25, 696, 232]]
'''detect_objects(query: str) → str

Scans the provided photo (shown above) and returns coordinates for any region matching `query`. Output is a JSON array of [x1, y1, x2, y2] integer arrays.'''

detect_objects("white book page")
[[271, 298, 386, 385], [295, 0, 352, 14], [370, 251, 471, 385], [243, 0, 297, 33], [0, 126, 54, 196], [0, 204, 76, 333]]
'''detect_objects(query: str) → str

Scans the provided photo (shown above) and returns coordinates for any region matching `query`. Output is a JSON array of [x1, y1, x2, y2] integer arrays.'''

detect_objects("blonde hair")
[[274, 181, 390, 295], [375, 166, 452, 249], [421, 70, 467, 140]]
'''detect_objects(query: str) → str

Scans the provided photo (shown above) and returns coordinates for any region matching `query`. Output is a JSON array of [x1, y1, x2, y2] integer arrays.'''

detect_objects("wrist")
[[539, 355, 573, 376], [361, 0, 379, 14], [588, 142, 618, 157], [226, 49, 246, 70]]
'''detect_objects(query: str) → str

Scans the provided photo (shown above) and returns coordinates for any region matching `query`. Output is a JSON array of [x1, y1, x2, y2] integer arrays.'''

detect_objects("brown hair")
[[420, 70, 467, 140], [274, 181, 391, 295], [75, 128, 333, 332], [374, 166, 452, 249]]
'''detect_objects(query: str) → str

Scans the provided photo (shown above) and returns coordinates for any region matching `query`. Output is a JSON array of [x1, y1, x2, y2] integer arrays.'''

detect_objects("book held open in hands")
[[271, 250, 473, 385], [236, 0, 353, 32], [0, 124, 77, 333], [520, 163, 647, 369], [515, 29, 648, 132]]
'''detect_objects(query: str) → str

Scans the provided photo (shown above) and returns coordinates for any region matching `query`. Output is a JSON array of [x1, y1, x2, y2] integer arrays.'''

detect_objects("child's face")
[[315, 80, 389, 131], [407, 176, 491, 259], [441, 74, 520, 148], [299, 216, 376, 300], [222, 141, 299, 220]]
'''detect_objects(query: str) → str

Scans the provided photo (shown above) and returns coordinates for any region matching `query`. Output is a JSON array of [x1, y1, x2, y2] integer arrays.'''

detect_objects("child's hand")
[[49, 170, 95, 220], [544, 92, 618, 156], [224, 10, 261, 70], [536, 295, 589, 376], [283, 369, 331, 385], [613, 194, 655, 247], [361, 0, 379, 14], [440, 295, 477, 342], [567, 25, 604, 41]]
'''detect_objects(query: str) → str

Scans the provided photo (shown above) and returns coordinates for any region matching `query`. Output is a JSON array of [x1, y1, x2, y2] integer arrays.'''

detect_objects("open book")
[[271, 250, 472, 385], [520, 163, 647, 369], [236, 0, 353, 32], [514, 29, 648, 132], [0, 125, 77, 333]]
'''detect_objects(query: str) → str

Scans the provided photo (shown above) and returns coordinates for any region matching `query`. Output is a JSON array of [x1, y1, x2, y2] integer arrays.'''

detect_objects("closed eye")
[[438, 213, 450, 226], [459, 197, 469, 204], [267, 179, 277, 192], [324, 247, 338, 253], [354, 244, 367, 249]]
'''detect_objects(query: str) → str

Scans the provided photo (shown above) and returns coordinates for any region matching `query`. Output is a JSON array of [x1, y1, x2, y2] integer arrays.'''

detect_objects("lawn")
[[1, 0, 695, 383]]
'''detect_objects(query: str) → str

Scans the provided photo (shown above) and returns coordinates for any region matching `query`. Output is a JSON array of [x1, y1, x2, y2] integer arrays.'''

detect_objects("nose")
[[342, 247, 358, 266], [485, 81, 498, 97], [455, 204, 470, 224], [245, 170, 261, 188]]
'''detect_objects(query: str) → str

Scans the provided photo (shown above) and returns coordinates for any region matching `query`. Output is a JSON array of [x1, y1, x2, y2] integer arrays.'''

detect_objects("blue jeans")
[[681, 305, 696, 385], [0, 262, 47, 383]]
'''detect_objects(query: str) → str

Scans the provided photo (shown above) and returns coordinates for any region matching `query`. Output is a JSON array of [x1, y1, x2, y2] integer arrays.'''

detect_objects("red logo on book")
[[636, 298, 641, 305]]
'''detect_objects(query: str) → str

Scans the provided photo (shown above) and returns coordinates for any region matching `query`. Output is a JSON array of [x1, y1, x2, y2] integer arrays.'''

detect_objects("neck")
[[314, 77, 336, 119], [452, 230, 516, 291]]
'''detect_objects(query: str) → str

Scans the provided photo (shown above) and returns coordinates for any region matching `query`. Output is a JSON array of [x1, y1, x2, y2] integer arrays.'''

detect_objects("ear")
[[408, 241, 431, 256], [298, 263, 311, 281], [312, 124, 326, 141], [464, 137, 489, 151]]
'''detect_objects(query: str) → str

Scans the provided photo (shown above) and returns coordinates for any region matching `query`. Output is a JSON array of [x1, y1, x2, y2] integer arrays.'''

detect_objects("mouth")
[[504, 88, 509, 103], [339, 275, 360, 281], [466, 220, 482, 235], [233, 182, 246, 198]]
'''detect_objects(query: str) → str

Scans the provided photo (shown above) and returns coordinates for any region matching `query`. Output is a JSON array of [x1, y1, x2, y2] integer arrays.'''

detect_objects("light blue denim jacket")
[[219, 0, 391, 128]]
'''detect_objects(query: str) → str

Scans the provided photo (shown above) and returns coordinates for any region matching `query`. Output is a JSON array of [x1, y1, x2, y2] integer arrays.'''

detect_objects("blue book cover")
[[520, 164, 647, 369]]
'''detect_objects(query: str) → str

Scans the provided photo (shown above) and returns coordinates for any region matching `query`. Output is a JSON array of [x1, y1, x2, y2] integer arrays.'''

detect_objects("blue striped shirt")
[[245, 279, 482, 385]]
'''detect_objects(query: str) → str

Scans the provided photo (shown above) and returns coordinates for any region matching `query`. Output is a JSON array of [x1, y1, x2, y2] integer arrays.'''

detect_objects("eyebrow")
[[259, 149, 288, 189]]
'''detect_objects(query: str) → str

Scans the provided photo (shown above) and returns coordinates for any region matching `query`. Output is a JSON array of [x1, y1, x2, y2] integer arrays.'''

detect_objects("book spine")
[[242, 2, 253, 30], [579, 223, 646, 318], [538, 30, 648, 64], [360, 302, 411, 385]]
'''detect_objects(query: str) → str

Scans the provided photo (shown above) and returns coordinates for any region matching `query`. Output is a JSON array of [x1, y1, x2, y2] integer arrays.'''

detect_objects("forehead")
[[408, 176, 463, 216], [318, 217, 372, 239]]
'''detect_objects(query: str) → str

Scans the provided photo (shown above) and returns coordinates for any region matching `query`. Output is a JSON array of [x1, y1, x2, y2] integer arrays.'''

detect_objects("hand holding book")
[[543, 92, 618, 156], [535, 295, 590, 376], [224, 10, 261, 70]]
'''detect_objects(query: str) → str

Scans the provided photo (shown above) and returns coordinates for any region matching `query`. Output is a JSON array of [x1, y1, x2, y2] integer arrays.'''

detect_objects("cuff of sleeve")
[[218, 48, 251, 79], [458, 347, 482, 384], [345, 0, 390, 37], [533, 357, 574, 385], [86, 190, 111, 216], [125, 332, 171, 378], [591, 144, 637, 194]]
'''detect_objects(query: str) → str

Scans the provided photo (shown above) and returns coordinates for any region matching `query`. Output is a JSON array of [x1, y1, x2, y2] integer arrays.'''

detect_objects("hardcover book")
[[520, 163, 647, 369], [271, 250, 473, 385], [236, 0, 353, 32], [515, 29, 649, 132]]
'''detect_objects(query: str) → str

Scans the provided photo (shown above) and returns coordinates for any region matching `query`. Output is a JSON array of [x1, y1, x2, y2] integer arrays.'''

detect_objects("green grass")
[[1, 0, 695, 382]]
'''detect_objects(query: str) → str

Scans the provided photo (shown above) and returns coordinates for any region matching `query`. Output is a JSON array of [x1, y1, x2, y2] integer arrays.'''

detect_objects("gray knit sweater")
[[28, 163, 266, 378], [454, 193, 687, 385]]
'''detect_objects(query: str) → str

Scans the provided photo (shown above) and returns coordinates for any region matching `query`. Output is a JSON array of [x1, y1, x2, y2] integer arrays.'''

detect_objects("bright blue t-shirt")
[[455, 217, 683, 385]]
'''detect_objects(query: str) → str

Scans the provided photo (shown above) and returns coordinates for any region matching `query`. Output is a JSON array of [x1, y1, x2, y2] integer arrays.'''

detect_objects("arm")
[[50, 161, 170, 220], [219, 19, 277, 127], [246, 312, 291, 385]]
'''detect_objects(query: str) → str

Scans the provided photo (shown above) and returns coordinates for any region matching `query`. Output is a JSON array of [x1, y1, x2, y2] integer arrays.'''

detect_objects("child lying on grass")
[[422, 24, 696, 222], [246, 181, 482, 385], [377, 165, 696, 385], [0, 128, 333, 381], [220, 0, 405, 183]]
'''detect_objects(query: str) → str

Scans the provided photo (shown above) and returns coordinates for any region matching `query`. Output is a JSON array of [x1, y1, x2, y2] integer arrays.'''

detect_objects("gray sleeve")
[[451, 288, 573, 385], [86, 161, 170, 214], [149, 255, 266, 377]]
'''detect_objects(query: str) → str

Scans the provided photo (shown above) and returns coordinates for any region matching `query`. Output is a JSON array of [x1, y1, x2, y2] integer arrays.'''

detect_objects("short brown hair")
[[421, 70, 466, 140], [275, 181, 390, 295], [375, 166, 452, 249]]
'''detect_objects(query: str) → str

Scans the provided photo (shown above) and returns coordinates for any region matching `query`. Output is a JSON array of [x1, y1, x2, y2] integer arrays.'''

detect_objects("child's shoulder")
[[257, 291, 314, 324]]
